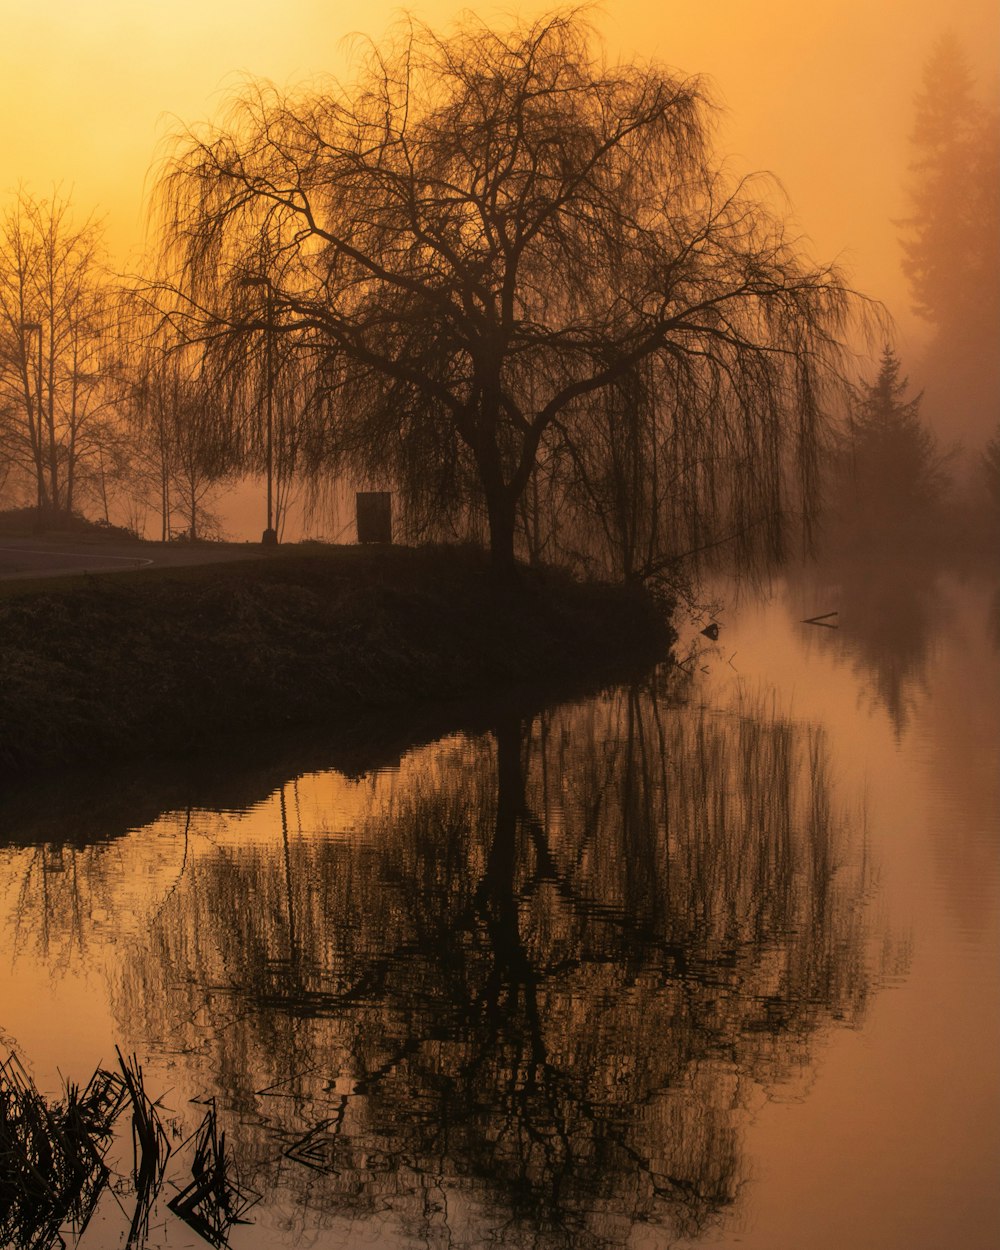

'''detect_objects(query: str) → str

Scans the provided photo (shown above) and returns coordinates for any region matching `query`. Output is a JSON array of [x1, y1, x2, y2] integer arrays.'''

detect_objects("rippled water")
[[1, 566, 997, 1249]]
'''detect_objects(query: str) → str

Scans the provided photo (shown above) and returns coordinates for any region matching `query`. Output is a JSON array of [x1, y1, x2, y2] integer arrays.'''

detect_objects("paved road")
[[0, 536, 276, 581]]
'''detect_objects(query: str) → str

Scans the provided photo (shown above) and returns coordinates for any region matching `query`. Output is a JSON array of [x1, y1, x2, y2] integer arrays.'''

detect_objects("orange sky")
[[2, 0, 998, 356]]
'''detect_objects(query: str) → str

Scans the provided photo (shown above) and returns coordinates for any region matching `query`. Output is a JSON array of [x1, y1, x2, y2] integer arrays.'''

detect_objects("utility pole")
[[240, 275, 277, 545]]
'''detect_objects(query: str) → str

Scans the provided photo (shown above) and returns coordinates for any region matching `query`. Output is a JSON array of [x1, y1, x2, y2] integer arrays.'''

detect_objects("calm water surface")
[[1, 567, 997, 1250]]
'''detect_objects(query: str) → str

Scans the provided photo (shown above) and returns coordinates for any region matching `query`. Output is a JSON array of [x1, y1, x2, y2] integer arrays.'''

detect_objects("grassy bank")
[[0, 544, 673, 778]]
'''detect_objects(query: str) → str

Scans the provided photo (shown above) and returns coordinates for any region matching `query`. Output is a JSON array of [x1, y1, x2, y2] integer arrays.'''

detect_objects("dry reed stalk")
[[0, 1052, 126, 1248], [167, 1099, 257, 1247]]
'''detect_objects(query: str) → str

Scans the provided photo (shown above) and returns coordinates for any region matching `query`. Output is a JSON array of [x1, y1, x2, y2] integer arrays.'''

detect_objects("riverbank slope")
[[0, 543, 673, 777]]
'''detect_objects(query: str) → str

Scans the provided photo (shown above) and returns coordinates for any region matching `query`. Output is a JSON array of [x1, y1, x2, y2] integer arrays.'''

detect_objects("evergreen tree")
[[830, 347, 950, 557], [898, 33, 1000, 445], [900, 35, 992, 327]]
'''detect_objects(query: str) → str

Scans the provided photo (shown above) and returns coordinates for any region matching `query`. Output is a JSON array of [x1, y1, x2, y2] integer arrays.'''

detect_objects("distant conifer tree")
[[898, 33, 1000, 446], [830, 347, 951, 557]]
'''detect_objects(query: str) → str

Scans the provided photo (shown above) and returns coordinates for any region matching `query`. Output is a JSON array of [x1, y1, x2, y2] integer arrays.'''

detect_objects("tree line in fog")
[[0, 13, 996, 573]]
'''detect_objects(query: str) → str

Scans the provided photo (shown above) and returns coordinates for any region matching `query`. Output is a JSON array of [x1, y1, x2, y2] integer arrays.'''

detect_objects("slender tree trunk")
[[66, 411, 77, 518], [161, 471, 169, 542], [159, 422, 171, 542], [20, 357, 48, 512], [66, 344, 82, 519], [45, 309, 60, 516], [97, 448, 111, 524], [188, 474, 197, 541]]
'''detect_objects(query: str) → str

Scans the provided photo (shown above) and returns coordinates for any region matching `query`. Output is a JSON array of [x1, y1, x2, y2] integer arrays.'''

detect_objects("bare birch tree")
[[0, 191, 111, 518]]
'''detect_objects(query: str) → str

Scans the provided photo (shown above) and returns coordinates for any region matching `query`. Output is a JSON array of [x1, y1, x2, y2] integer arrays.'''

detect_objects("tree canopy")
[[0, 191, 110, 518], [154, 10, 869, 574]]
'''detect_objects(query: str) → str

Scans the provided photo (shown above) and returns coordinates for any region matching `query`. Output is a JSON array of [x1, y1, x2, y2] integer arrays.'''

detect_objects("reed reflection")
[[90, 685, 882, 1248]]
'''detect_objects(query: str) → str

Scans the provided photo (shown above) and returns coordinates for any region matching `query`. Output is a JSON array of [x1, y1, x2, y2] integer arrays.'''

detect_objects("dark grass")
[[0, 543, 673, 778], [0, 505, 139, 542]]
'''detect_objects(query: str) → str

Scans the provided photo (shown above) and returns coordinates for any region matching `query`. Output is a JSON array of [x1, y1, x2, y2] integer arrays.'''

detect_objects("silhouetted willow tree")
[[61, 688, 888, 1248], [153, 10, 867, 575]]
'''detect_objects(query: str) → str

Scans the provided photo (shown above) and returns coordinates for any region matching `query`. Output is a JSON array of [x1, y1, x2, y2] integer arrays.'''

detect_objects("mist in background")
[[1, 0, 997, 542]]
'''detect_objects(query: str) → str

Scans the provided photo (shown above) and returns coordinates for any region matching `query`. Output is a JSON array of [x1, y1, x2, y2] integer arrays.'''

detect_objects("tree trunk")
[[45, 322, 60, 516], [160, 443, 170, 542], [485, 486, 518, 579], [66, 426, 76, 518], [189, 477, 197, 541]]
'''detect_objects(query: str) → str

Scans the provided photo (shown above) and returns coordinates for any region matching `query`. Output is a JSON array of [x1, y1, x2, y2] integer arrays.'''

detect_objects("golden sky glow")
[[2, 0, 998, 345]]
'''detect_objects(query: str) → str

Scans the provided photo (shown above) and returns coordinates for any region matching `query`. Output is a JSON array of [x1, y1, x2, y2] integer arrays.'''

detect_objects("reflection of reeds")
[[0, 1048, 252, 1250], [115, 1047, 171, 1248], [167, 1099, 257, 1247], [0, 1052, 126, 1249]]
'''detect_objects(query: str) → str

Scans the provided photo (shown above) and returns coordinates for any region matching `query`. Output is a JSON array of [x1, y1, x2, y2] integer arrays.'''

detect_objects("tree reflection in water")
[[799, 556, 946, 737], [6, 682, 888, 1248]]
